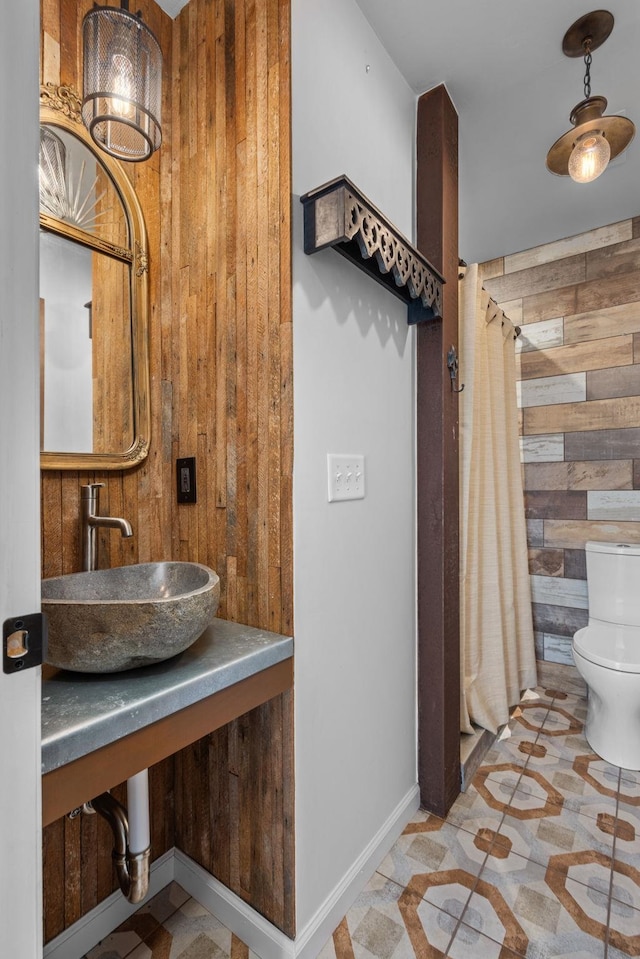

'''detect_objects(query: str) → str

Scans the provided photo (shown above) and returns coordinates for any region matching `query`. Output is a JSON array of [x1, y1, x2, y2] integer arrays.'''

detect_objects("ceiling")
[[355, 0, 640, 263], [157, 0, 640, 263]]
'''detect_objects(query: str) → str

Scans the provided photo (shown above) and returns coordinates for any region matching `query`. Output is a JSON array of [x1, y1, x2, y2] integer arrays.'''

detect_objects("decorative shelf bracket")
[[300, 175, 444, 324]]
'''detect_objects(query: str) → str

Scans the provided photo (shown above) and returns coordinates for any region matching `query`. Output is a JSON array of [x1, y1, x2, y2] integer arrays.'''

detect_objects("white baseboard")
[[174, 851, 296, 959], [43, 784, 419, 959], [43, 850, 174, 959], [175, 782, 420, 959], [293, 784, 420, 959]]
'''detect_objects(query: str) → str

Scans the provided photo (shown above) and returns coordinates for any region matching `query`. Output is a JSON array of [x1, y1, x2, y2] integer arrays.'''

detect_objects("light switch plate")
[[176, 456, 197, 504], [327, 454, 365, 502]]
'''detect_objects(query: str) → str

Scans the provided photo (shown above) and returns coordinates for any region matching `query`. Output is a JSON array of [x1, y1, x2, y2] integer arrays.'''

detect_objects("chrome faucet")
[[81, 483, 133, 572]]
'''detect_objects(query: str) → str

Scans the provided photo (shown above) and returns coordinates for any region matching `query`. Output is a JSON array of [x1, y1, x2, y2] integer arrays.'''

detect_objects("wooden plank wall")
[[482, 218, 640, 668], [168, 0, 294, 935], [40, 0, 294, 942], [92, 255, 134, 453]]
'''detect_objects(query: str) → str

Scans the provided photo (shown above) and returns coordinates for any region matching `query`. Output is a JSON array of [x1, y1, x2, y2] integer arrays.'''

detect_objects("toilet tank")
[[586, 540, 640, 626]]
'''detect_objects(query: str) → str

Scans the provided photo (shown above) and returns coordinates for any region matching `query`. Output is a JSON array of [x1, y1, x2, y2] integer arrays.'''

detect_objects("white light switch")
[[327, 454, 365, 502]]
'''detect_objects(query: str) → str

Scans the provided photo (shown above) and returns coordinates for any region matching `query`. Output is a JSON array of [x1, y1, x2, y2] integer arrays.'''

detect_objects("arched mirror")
[[39, 84, 150, 470]]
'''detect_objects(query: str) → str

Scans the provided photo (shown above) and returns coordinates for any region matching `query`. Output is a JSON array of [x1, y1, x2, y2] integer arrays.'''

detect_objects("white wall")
[[291, 0, 418, 935]]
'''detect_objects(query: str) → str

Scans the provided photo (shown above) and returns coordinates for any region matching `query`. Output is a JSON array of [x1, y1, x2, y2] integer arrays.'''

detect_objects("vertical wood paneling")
[[42, 818, 64, 942], [80, 810, 98, 918], [41, 0, 294, 942], [63, 814, 81, 926], [169, 0, 294, 931]]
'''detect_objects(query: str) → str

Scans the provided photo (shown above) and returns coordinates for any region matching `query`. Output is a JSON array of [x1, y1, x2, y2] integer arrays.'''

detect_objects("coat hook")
[[446, 346, 465, 393]]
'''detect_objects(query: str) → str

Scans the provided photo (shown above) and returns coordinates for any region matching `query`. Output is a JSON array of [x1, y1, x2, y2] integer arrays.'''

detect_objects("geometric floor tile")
[[86, 679, 636, 959], [447, 920, 528, 959], [573, 754, 621, 799], [475, 766, 525, 811], [536, 705, 584, 737], [445, 782, 509, 837], [507, 803, 616, 883], [464, 857, 608, 959], [613, 803, 640, 871], [510, 703, 553, 735], [377, 819, 490, 894], [315, 682, 635, 959], [83, 884, 258, 959], [316, 871, 456, 959]]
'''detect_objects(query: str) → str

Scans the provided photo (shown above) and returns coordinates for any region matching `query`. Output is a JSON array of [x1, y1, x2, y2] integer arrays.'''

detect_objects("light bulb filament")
[[568, 130, 610, 183], [110, 53, 135, 119]]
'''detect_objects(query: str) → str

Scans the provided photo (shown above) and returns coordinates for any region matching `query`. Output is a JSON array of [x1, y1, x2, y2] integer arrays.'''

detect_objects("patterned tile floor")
[[86, 682, 640, 959], [84, 882, 259, 958]]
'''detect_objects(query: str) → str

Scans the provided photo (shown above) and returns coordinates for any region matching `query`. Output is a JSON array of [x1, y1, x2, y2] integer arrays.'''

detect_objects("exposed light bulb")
[[82, 4, 162, 161], [109, 53, 135, 119], [568, 131, 611, 183]]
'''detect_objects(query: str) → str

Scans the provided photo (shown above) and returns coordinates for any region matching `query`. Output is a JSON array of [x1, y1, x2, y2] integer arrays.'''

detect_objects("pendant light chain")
[[583, 38, 592, 99]]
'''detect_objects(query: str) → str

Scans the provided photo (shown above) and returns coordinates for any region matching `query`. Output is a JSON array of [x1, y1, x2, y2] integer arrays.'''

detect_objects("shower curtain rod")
[[458, 258, 521, 338]]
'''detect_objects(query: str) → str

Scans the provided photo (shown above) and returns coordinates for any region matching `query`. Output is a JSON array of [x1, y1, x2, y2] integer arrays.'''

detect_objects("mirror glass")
[[39, 88, 150, 470]]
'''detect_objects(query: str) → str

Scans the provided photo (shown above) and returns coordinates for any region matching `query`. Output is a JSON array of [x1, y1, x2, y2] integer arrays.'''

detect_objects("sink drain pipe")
[[91, 769, 151, 904]]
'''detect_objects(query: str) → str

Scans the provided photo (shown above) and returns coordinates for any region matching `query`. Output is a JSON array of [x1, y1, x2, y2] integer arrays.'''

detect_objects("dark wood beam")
[[416, 84, 460, 817]]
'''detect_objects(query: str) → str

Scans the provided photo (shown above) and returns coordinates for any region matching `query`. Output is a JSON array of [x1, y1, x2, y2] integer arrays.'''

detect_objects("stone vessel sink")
[[42, 562, 220, 673]]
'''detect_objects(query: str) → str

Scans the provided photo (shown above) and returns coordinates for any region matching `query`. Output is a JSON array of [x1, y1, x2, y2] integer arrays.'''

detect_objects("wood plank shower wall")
[[40, 0, 294, 941], [482, 217, 640, 673]]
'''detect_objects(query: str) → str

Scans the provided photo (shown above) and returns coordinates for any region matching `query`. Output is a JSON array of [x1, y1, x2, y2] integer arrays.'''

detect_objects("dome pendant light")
[[81, 1, 163, 162], [546, 10, 634, 183]]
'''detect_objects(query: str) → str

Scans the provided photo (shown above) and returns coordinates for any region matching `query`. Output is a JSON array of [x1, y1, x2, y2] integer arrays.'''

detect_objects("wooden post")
[[416, 84, 460, 817]]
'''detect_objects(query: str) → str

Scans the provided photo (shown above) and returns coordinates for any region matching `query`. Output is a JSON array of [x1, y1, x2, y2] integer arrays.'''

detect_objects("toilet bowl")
[[571, 541, 640, 771]]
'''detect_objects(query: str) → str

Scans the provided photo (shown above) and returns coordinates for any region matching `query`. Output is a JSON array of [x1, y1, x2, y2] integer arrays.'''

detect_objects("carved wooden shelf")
[[301, 175, 444, 324]]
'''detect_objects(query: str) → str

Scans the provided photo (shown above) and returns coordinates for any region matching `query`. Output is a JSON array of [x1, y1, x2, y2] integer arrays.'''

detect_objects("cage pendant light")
[[82, 1, 162, 162]]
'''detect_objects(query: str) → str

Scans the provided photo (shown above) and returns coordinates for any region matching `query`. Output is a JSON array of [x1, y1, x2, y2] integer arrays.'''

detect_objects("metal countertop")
[[41, 618, 293, 775]]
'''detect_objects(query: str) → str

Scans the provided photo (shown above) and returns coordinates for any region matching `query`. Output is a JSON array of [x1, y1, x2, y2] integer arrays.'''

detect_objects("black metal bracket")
[[446, 346, 464, 393], [3, 612, 47, 674]]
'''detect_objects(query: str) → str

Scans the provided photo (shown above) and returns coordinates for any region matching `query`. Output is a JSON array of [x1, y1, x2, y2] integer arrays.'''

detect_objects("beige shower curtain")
[[459, 264, 537, 735]]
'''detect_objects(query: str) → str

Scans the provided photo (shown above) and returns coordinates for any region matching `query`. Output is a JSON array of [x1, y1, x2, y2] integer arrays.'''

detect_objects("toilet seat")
[[573, 623, 640, 673]]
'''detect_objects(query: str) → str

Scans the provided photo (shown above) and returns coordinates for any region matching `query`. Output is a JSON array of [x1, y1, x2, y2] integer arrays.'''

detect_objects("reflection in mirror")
[[39, 231, 133, 453], [40, 231, 93, 452], [39, 125, 127, 245], [39, 85, 150, 470]]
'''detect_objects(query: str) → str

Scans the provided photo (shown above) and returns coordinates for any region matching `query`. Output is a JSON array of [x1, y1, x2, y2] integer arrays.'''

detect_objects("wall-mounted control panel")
[[327, 454, 366, 502], [177, 456, 197, 504]]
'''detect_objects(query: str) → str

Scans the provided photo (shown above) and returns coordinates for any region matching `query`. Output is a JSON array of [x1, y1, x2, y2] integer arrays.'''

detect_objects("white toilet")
[[572, 540, 640, 771]]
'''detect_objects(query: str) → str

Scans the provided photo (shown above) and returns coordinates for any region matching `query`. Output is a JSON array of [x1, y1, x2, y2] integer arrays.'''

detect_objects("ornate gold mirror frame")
[[39, 83, 150, 470]]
